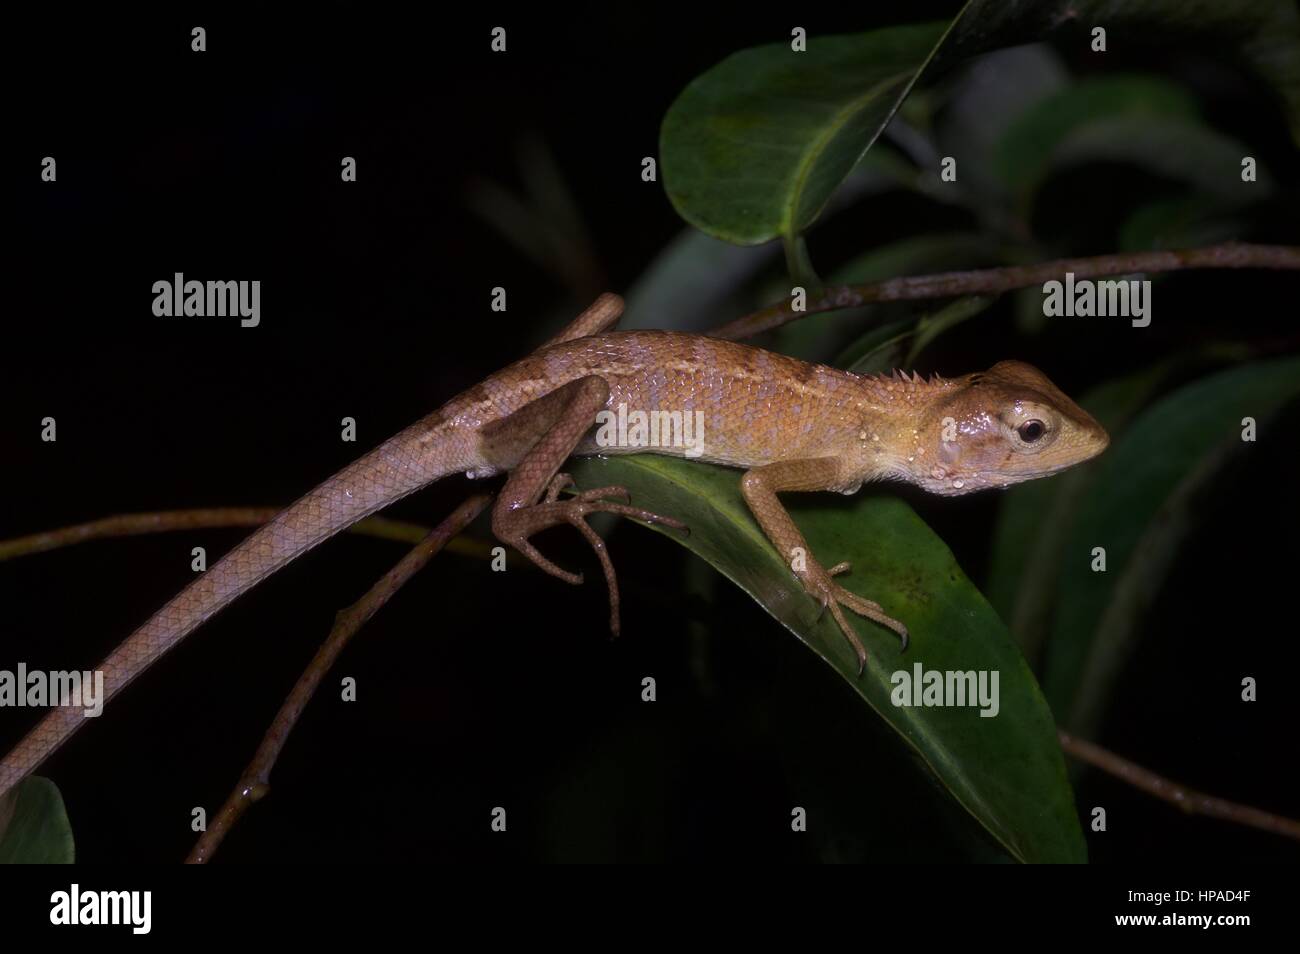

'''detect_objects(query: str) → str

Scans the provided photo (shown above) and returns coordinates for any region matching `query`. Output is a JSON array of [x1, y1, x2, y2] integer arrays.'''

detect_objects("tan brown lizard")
[[0, 293, 1108, 797]]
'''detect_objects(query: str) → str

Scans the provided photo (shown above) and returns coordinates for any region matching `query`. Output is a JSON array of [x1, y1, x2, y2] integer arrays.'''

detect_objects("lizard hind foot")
[[497, 482, 688, 637]]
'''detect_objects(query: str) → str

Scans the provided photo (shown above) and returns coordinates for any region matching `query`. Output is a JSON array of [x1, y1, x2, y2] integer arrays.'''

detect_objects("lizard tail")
[[0, 413, 473, 799]]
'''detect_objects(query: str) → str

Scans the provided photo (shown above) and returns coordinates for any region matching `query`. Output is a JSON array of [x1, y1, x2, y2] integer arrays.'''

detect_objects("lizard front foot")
[[494, 473, 688, 636], [798, 559, 909, 674]]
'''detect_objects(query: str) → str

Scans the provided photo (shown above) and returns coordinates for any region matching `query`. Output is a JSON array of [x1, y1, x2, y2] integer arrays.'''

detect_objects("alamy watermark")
[[593, 402, 706, 458], [1042, 272, 1151, 327], [890, 663, 1000, 718], [0, 664, 105, 717], [50, 884, 151, 934], [152, 273, 260, 327]]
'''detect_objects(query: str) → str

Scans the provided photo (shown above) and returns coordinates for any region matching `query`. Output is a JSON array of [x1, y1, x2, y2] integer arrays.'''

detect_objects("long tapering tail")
[[1, 412, 469, 798]]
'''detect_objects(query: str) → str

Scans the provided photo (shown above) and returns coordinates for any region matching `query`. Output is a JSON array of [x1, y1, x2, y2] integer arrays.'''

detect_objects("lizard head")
[[909, 360, 1108, 495]]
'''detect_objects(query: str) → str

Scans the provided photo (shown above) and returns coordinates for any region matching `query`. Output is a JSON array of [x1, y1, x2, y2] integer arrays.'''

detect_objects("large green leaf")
[[567, 454, 1086, 863], [1040, 357, 1300, 726], [661, 0, 1300, 247], [661, 21, 949, 246], [0, 776, 75, 864]]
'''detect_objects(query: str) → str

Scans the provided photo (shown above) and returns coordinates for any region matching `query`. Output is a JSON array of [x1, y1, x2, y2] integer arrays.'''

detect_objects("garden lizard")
[[0, 293, 1108, 796]]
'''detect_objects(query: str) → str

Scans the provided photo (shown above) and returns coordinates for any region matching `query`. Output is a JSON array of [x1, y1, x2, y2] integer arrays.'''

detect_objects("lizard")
[[0, 292, 1108, 798]]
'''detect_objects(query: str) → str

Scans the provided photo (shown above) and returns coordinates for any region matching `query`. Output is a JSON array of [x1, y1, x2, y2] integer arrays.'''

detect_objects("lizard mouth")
[[982, 456, 1084, 486]]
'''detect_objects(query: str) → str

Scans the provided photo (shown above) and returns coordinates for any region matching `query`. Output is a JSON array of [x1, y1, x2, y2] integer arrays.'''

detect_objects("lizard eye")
[[1017, 419, 1046, 443]]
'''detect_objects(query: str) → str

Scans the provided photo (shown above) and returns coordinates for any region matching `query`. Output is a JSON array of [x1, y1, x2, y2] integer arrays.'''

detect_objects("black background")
[[4, 3, 1298, 863]]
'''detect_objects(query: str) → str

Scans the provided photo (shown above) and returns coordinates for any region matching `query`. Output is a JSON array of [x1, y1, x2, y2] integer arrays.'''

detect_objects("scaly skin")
[[0, 294, 1108, 798]]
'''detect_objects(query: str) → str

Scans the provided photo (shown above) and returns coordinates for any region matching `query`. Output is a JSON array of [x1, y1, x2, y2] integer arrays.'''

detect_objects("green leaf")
[[661, 0, 1300, 246], [661, 21, 950, 245], [0, 776, 75, 864], [568, 454, 1086, 863], [1040, 357, 1300, 727]]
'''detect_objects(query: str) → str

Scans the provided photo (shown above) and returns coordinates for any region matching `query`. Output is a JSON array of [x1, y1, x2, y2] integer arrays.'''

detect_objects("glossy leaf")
[[567, 454, 1086, 863], [0, 776, 74, 864], [661, 22, 949, 245]]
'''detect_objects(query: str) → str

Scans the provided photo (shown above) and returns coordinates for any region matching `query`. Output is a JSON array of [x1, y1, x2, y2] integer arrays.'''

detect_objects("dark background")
[[4, 3, 1298, 863]]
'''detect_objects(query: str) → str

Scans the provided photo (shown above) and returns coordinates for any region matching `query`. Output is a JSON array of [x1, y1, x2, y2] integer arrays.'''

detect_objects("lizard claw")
[[508, 536, 583, 586], [799, 561, 909, 672]]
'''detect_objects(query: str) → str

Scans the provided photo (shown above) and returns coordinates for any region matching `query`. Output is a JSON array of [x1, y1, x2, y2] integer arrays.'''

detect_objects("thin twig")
[[185, 494, 493, 863], [0, 508, 493, 562], [1058, 729, 1300, 843], [710, 242, 1300, 339]]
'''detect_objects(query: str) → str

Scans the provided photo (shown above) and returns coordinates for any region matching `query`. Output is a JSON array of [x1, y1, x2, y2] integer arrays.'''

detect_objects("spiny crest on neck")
[[851, 366, 950, 396]]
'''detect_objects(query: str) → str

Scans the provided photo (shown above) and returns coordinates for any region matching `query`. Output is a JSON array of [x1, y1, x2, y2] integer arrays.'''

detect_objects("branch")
[[185, 493, 493, 864], [1058, 729, 1300, 843], [710, 242, 1300, 340], [0, 507, 493, 562]]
